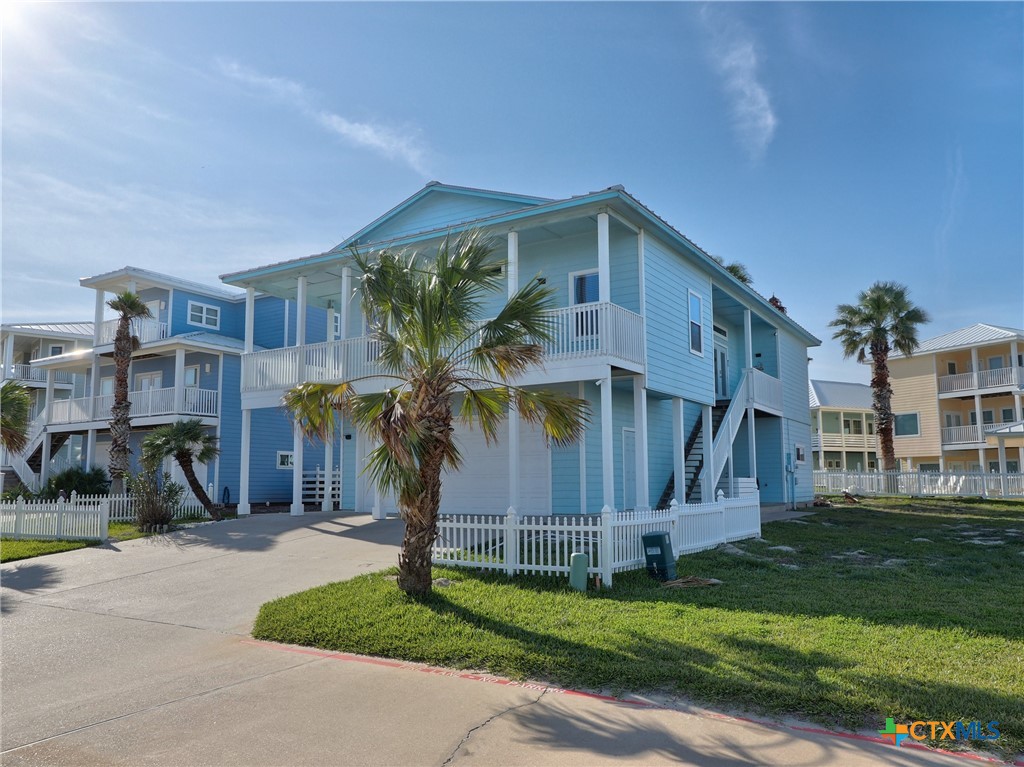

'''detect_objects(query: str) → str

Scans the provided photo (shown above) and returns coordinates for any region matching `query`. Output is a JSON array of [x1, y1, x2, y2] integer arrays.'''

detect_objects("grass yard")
[[254, 496, 1024, 757], [0, 516, 220, 563]]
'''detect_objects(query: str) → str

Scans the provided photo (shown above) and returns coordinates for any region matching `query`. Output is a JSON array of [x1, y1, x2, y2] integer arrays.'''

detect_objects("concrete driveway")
[[1, 512, 980, 766]]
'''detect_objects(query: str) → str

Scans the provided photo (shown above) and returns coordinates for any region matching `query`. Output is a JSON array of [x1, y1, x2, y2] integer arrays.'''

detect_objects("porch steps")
[[25, 433, 71, 473]]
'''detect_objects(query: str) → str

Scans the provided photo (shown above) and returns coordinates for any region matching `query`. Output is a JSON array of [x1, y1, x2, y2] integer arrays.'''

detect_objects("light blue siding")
[[644, 234, 714, 403], [248, 407, 300, 503], [755, 416, 785, 503], [171, 289, 243, 339], [218, 355, 242, 505], [646, 396, 674, 507]]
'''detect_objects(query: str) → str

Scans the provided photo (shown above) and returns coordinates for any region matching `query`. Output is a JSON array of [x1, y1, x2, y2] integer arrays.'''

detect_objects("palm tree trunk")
[[176, 451, 221, 520], [109, 402, 131, 495], [871, 341, 899, 493]]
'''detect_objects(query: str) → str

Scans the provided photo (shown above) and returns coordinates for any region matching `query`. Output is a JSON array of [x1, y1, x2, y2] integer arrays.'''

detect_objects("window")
[[918, 463, 941, 473], [866, 417, 875, 435], [894, 413, 919, 437], [988, 355, 1004, 370], [135, 372, 162, 391], [184, 366, 199, 388], [1002, 407, 1016, 423], [99, 377, 114, 396], [187, 301, 220, 329], [276, 451, 294, 470], [688, 291, 703, 355], [969, 410, 995, 426], [794, 444, 806, 464], [49, 345, 64, 357], [946, 361, 957, 375], [843, 417, 863, 435], [570, 271, 599, 305], [333, 312, 342, 338]]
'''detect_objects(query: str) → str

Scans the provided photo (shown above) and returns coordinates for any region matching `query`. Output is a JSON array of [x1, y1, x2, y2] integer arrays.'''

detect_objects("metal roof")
[[81, 266, 243, 301], [2, 322, 94, 338], [809, 380, 873, 410], [891, 323, 1024, 358]]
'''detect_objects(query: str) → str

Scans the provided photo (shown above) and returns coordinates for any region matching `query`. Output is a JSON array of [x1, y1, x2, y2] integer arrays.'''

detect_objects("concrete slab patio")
[[0, 512, 989, 766]]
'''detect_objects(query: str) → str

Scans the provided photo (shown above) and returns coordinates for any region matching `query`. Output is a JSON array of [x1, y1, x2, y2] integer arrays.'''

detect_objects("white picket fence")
[[0, 495, 110, 541], [813, 470, 1024, 499], [68, 492, 210, 522], [432, 493, 762, 587]]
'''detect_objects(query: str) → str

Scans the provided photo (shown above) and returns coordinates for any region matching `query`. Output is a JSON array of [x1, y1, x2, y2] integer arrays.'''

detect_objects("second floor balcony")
[[99, 318, 169, 346], [938, 365, 1024, 395], [48, 387, 219, 426], [3, 364, 75, 385], [242, 302, 645, 393], [813, 432, 876, 451]]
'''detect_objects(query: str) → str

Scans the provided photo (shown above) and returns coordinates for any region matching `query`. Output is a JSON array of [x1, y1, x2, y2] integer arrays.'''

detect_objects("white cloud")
[[217, 59, 430, 175], [701, 7, 778, 161]]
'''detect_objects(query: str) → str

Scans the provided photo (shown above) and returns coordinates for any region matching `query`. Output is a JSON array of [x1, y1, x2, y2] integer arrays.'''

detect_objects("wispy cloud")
[[934, 145, 965, 260], [217, 59, 430, 175], [700, 7, 778, 161]]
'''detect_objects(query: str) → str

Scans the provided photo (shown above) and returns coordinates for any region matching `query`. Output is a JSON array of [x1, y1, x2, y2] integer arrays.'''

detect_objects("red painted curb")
[[242, 638, 1020, 765]]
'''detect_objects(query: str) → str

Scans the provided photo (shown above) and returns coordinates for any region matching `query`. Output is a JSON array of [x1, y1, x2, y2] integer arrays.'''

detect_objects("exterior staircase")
[[656, 404, 727, 507]]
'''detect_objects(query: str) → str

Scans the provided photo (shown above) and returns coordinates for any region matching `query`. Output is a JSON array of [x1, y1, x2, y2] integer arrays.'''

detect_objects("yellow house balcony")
[[242, 302, 645, 393], [938, 366, 1024, 396]]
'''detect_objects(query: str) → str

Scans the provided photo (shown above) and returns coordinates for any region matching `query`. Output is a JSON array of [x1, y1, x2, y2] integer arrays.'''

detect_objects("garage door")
[[440, 418, 550, 516]]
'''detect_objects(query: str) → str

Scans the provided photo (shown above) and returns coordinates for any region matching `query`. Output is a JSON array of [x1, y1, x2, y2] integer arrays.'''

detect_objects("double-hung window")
[[188, 301, 220, 330], [688, 291, 703, 355]]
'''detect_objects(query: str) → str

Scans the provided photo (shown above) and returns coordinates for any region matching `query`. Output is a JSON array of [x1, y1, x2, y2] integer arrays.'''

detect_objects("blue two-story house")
[[27, 267, 327, 504], [221, 183, 821, 517]]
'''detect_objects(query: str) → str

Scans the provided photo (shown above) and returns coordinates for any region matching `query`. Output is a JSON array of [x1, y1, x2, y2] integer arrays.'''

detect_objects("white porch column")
[[633, 376, 649, 510], [244, 287, 255, 354], [44, 369, 55, 425], [237, 410, 251, 515], [295, 276, 308, 347], [600, 373, 615, 511], [1012, 341, 1021, 386], [340, 267, 352, 340], [3, 334, 14, 378], [977, 447, 986, 473], [173, 347, 186, 413], [89, 358, 100, 402], [970, 347, 980, 388], [93, 289, 105, 345], [973, 393, 984, 442], [743, 309, 753, 368], [40, 430, 51, 485], [997, 439, 1008, 497], [85, 429, 97, 470], [597, 213, 611, 304], [1015, 393, 1023, 422], [290, 423, 305, 516], [701, 404, 714, 501], [744, 309, 756, 487], [672, 398, 686, 504], [508, 403, 520, 513], [507, 231, 519, 300], [322, 438, 334, 512]]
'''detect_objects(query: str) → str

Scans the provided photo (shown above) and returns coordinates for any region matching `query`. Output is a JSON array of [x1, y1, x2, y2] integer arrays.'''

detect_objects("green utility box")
[[642, 531, 676, 581]]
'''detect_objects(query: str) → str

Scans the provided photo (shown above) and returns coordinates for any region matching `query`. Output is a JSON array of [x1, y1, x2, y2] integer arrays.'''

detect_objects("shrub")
[[37, 466, 110, 500], [127, 468, 184, 529]]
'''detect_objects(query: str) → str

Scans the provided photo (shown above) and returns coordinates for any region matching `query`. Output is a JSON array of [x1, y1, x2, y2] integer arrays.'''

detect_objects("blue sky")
[[2, 2, 1021, 383]]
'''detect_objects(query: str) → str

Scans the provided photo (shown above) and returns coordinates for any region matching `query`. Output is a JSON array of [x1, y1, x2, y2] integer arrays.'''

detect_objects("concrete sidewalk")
[[0, 512, 992, 766]]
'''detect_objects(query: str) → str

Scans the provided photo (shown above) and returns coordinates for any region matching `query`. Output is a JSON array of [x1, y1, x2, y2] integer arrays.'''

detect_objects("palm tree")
[[285, 232, 589, 597], [141, 418, 221, 519], [107, 291, 152, 494], [829, 282, 930, 472], [1, 380, 31, 454], [711, 254, 753, 286]]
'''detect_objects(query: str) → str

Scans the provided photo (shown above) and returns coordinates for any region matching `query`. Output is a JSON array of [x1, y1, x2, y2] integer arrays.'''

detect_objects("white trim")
[[688, 290, 704, 356], [186, 300, 221, 330], [214, 352, 223, 501], [276, 450, 295, 469], [794, 443, 807, 465]]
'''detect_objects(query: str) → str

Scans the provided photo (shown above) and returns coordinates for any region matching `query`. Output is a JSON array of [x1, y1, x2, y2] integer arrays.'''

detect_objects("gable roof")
[[809, 380, 873, 410], [891, 323, 1024, 358], [81, 266, 242, 301]]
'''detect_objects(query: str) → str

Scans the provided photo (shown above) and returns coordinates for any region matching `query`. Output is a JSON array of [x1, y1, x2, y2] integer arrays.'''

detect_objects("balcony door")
[[135, 372, 162, 392], [570, 270, 600, 345], [714, 342, 729, 400]]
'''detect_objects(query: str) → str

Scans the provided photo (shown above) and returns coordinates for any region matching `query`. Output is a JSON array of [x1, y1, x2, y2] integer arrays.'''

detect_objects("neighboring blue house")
[[24, 267, 325, 504], [221, 183, 821, 517]]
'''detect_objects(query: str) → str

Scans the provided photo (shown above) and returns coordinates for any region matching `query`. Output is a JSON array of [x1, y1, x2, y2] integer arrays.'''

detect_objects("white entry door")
[[714, 343, 729, 400]]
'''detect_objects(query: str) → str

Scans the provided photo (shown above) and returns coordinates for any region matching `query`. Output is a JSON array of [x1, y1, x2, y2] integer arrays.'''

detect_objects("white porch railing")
[[815, 433, 875, 450], [99, 318, 169, 345], [242, 302, 646, 392], [48, 387, 219, 425], [938, 366, 1024, 394], [940, 425, 984, 445], [813, 470, 1024, 499], [747, 367, 783, 413], [3, 364, 75, 384], [431, 493, 761, 587]]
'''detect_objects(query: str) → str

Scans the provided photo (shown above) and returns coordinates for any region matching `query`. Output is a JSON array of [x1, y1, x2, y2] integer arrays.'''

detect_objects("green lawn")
[[254, 497, 1024, 757], [0, 516, 219, 563]]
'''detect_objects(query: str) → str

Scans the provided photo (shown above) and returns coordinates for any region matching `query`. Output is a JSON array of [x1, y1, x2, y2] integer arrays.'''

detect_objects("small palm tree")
[[141, 418, 221, 519], [107, 292, 152, 494], [1, 380, 31, 454], [829, 282, 930, 472], [711, 254, 753, 286], [285, 232, 589, 597]]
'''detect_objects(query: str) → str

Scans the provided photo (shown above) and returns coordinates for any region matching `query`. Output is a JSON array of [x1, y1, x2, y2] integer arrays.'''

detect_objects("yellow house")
[[888, 323, 1024, 473], [809, 380, 877, 471]]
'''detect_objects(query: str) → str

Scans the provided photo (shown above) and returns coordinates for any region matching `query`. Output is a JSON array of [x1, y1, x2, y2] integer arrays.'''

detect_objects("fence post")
[[14, 495, 24, 540], [505, 507, 518, 577], [100, 500, 109, 542], [57, 493, 66, 538], [669, 499, 680, 554], [600, 505, 613, 588]]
